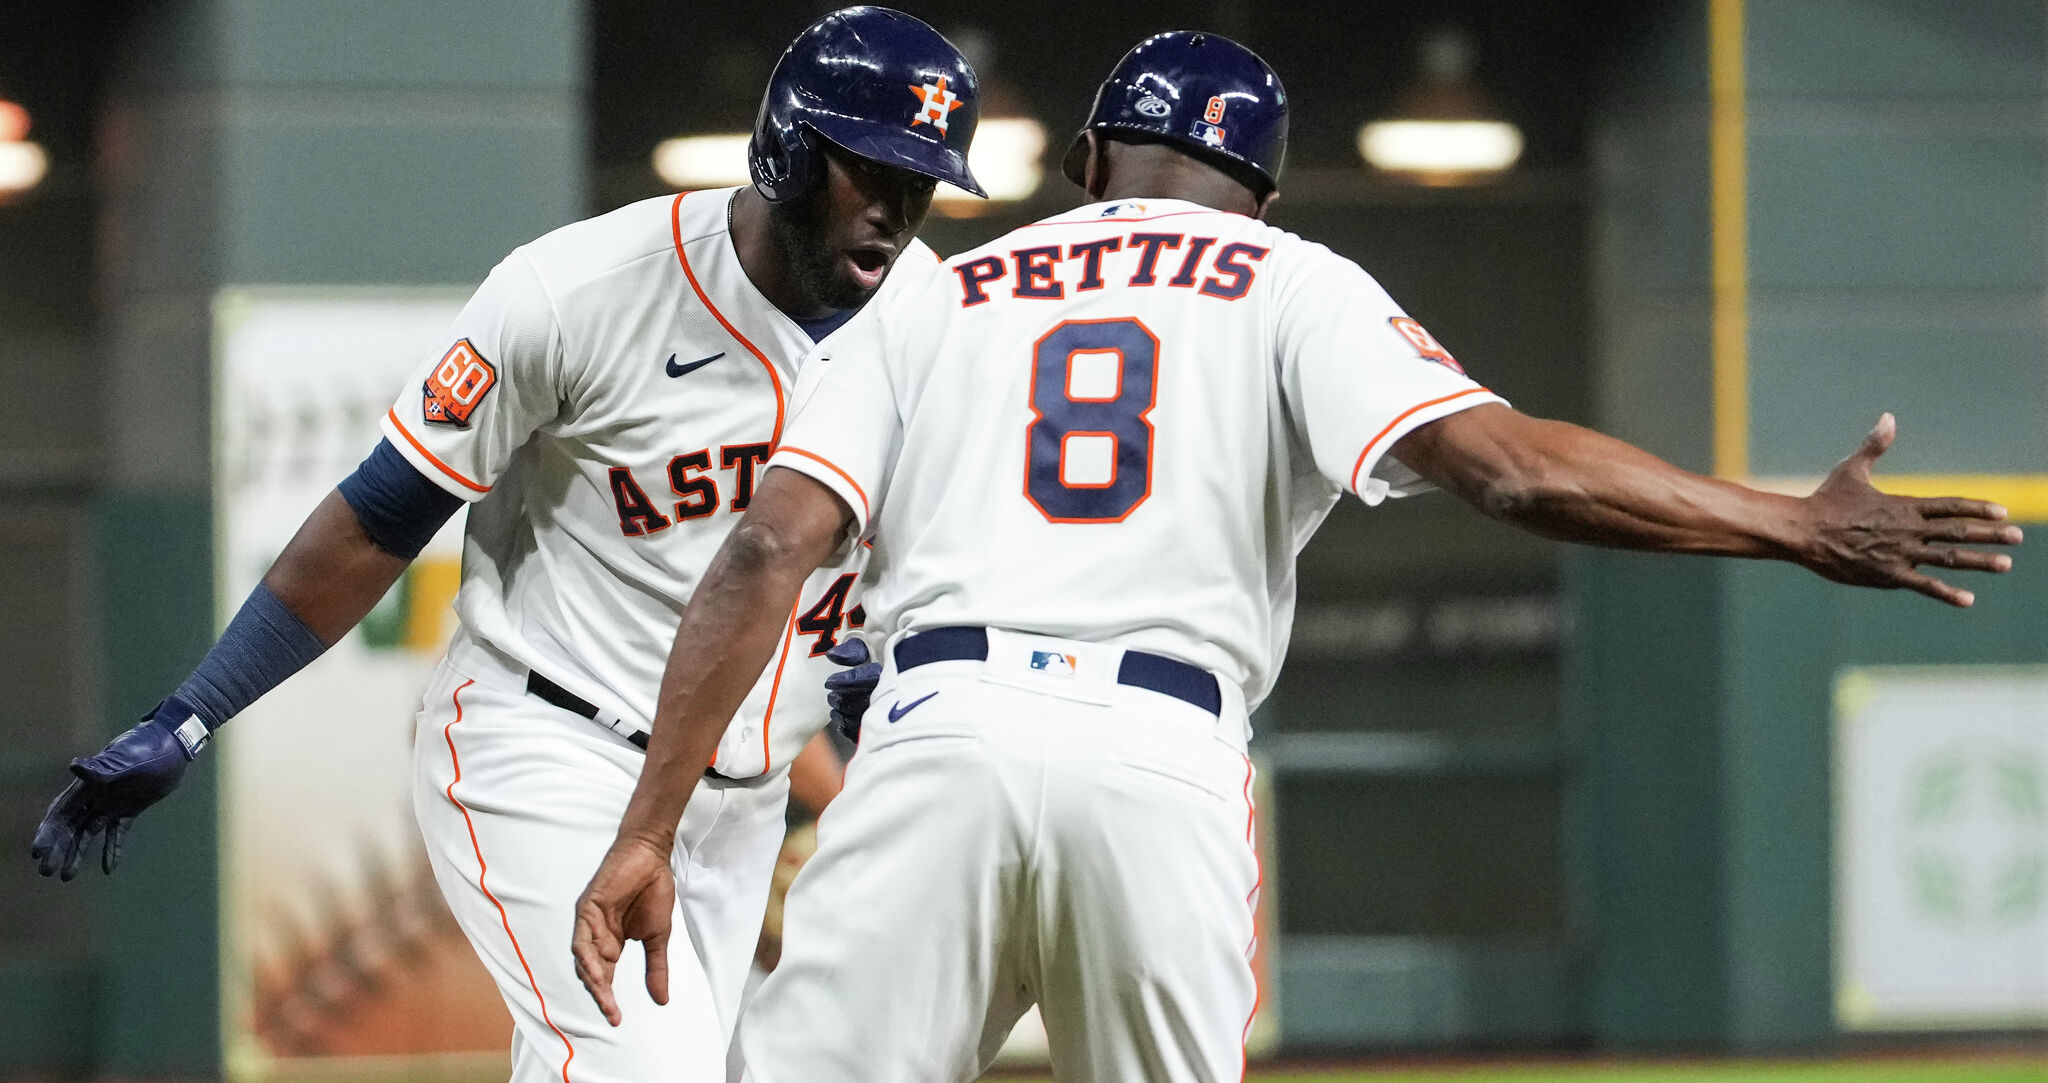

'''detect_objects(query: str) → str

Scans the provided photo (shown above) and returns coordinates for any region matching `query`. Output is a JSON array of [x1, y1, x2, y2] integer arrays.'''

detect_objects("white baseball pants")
[[413, 640, 789, 1083], [738, 630, 1262, 1083]]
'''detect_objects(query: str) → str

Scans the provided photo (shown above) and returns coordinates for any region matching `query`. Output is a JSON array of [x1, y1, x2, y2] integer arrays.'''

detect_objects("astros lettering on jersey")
[[770, 198, 1504, 713], [384, 186, 936, 776]]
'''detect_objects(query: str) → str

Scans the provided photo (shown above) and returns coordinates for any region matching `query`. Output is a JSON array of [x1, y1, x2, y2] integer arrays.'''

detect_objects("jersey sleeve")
[[767, 305, 904, 535], [1275, 250, 1507, 504], [379, 249, 564, 501]]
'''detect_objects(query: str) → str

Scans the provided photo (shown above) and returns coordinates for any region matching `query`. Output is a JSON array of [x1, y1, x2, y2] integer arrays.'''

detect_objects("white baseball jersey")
[[770, 197, 1504, 711], [384, 186, 935, 776]]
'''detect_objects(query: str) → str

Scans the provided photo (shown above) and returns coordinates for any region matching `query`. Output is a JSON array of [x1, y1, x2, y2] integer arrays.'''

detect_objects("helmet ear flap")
[[751, 124, 816, 203], [748, 86, 817, 203]]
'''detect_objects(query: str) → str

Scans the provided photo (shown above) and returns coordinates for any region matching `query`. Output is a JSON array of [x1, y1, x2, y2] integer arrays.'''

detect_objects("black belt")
[[894, 627, 1222, 715], [526, 670, 644, 748], [526, 670, 732, 780]]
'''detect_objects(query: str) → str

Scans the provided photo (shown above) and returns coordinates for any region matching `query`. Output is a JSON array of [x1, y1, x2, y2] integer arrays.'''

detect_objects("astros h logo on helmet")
[[910, 75, 963, 133]]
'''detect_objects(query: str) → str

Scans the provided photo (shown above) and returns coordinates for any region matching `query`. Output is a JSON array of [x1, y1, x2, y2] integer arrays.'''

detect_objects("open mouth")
[[846, 247, 891, 290]]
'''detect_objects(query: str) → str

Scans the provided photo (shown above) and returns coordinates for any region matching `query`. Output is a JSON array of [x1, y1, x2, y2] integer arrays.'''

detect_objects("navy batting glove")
[[31, 702, 200, 881], [824, 639, 881, 743]]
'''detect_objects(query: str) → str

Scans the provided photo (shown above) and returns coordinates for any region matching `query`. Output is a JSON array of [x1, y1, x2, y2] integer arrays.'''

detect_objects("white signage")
[[1835, 667, 2048, 1030], [212, 289, 511, 1075]]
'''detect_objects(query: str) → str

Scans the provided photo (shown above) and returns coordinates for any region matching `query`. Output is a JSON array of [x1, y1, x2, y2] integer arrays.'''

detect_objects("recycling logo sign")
[[1901, 746, 2048, 928], [1836, 668, 2048, 1030]]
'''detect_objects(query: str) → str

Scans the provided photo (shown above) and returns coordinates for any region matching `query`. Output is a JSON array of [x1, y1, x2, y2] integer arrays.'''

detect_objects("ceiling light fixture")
[[1357, 29, 1523, 186], [652, 132, 754, 190], [651, 118, 1045, 211], [933, 116, 1044, 213], [0, 99, 47, 200]]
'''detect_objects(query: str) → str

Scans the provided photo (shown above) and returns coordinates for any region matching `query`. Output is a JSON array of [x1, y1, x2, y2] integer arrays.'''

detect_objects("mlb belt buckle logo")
[[1029, 650, 1078, 677]]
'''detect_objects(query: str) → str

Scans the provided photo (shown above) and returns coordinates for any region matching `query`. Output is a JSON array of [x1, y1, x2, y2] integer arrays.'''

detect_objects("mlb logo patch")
[[1029, 650, 1078, 677], [1192, 121, 1228, 149]]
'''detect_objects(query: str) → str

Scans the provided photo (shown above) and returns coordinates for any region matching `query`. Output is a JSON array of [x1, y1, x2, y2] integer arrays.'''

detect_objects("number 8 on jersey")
[[1025, 318, 1159, 523]]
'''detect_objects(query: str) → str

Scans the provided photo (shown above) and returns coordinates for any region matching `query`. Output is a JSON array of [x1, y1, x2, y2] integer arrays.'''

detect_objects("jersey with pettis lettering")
[[770, 198, 1504, 712], [382, 188, 930, 775]]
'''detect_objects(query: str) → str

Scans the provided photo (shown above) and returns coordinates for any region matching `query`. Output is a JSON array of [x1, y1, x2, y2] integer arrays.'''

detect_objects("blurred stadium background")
[[3, 0, 2047, 1079]]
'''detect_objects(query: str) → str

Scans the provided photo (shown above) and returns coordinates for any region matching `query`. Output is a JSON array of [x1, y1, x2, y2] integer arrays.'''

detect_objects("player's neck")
[[1089, 142, 1267, 218], [727, 187, 837, 321], [1096, 179, 1257, 217]]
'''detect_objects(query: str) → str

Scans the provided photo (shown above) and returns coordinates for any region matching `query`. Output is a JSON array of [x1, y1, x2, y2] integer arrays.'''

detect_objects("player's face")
[[771, 143, 937, 311]]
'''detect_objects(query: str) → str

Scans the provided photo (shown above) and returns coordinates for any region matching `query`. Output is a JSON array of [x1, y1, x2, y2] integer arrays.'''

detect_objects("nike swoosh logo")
[[887, 692, 939, 723], [666, 352, 723, 378]]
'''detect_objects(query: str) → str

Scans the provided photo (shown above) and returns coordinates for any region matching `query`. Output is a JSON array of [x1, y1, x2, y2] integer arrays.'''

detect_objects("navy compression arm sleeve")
[[159, 440, 461, 738], [336, 437, 465, 559], [165, 582, 329, 732]]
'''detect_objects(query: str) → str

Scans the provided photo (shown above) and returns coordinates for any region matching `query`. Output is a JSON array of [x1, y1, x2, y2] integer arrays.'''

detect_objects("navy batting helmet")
[[749, 7, 985, 203], [1061, 31, 1288, 196]]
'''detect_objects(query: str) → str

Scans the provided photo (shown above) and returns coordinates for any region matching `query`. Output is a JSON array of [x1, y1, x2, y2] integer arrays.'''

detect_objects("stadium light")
[[933, 116, 1044, 213], [1357, 29, 1523, 186], [652, 133, 754, 190], [0, 99, 46, 200], [0, 142, 46, 194], [651, 117, 1045, 210], [1358, 120, 1523, 177]]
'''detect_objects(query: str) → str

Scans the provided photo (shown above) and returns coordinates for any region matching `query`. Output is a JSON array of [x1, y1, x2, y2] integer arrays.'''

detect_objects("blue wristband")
[[167, 582, 328, 738]]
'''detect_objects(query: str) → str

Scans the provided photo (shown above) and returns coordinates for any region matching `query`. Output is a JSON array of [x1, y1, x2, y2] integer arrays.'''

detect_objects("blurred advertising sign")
[[1835, 667, 2048, 1030], [213, 289, 512, 1081]]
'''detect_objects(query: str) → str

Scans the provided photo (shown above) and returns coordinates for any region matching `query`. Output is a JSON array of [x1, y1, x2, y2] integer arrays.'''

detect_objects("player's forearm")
[[137, 489, 412, 750], [262, 491, 414, 643], [1476, 423, 1805, 558], [623, 555, 803, 847], [1400, 407, 1808, 561], [621, 484, 849, 847]]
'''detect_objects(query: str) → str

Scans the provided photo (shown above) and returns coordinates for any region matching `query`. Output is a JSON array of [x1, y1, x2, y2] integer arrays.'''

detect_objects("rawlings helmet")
[[1061, 31, 1288, 195], [749, 6, 985, 202]]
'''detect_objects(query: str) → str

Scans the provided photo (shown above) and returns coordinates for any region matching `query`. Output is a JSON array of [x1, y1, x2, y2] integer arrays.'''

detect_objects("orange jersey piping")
[[775, 445, 870, 522], [1238, 752, 1263, 1079], [1015, 208, 1238, 229], [1347, 387, 1494, 495], [671, 191, 788, 445], [759, 601, 801, 771], [386, 408, 491, 494], [442, 680, 578, 1083]]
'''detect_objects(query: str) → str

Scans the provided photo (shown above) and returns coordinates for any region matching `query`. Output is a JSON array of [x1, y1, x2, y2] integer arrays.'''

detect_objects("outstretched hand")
[[571, 836, 675, 1027], [1796, 414, 2022, 607]]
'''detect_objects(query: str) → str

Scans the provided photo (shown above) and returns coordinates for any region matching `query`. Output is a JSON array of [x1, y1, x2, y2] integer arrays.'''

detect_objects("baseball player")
[[576, 29, 2022, 1083], [30, 8, 981, 1082]]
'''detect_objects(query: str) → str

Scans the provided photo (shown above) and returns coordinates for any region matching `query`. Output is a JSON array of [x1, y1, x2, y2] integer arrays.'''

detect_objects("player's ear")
[[1081, 132, 1109, 199], [1254, 188, 1279, 221]]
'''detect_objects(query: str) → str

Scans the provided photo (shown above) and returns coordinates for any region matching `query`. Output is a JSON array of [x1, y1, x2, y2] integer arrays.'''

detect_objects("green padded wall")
[[67, 1, 583, 1074], [1581, 0, 2048, 1051]]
